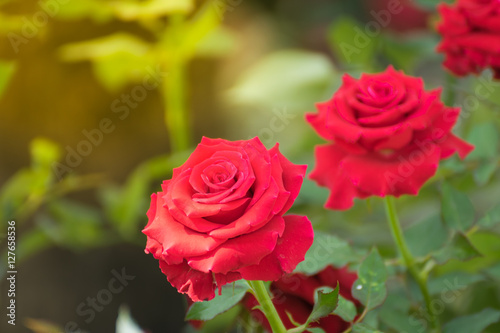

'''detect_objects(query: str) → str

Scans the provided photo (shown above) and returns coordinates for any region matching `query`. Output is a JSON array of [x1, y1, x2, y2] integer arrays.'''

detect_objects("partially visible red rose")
[[365, 0, 431, 32], [306, 66, 474, 210], [143, 137, 313, 302], [437, 0, 500, 79], [244, 266, 359, 332]]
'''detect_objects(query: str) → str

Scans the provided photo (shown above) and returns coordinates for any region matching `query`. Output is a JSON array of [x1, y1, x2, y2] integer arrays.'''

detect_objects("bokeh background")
[[1, 0, 500, 332]]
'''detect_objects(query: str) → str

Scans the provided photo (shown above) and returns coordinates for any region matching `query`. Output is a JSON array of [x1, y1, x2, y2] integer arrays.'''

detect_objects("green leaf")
[[0, 59, 16, 98], [380, 34, 438, 73], [308, 285, 340, 323], [379, 291, 425, 333], [108, 0, 194, 21], [474, 158, 498, 186], [59, 33, 154, 91], [0, 170, 41, 220], [307, 328, 326, 333], [55, 0, 114, 22], [15, 228, 52, 261], [379, 308, 424, 333], [443, 308, 500, 333], [39, 200, 105, 249], [100, 166, 150, 239], [477, 202, 500, 229], [428, 272, 484, 295], [431, 233, 482, 265], [466, 123, 499, 160], [185, 281, 249, 321], [352, 323, 383, 333], [333, 295, 357, 322], [179, 0, 224, 60], [328, 17, 378, 68], [295, 232, 366, 275], [484, 262, 500, 280], [194, 26, 236, 57], [405, 215, 448, 257], [351, 248, 388, 311], [0, 137, 62, 221], [441, 182, 475, 232]]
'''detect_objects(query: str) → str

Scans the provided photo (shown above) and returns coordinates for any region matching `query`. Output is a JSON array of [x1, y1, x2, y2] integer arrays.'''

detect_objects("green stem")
[[163, 14, 190, 153], [384, 197, 440, 332], [444, 72, 458, 107], [248, 280, 287, 333]]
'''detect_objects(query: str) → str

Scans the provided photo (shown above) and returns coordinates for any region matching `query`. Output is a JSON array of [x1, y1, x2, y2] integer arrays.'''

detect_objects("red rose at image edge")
[[244, 266, 360, 332], [437, 0, 500, 79], [306, 66, 474, 210], [143, 137, 314, 302]]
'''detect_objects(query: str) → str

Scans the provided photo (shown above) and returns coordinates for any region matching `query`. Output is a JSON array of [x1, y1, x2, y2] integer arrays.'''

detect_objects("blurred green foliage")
[[1, 0, 500, 332]]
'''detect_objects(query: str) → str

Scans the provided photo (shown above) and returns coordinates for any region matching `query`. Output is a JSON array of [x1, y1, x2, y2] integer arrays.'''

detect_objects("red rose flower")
[[437, 0, 500, 79], [244, 266, 359, 332], [365, 0, 431, 33], [143, 137, 313, 302], [306, 66, 474, 210]]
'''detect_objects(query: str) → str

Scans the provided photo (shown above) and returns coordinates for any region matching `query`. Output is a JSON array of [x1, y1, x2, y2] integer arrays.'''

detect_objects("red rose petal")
[[438, 134, 475, 159], [238, 215, 313, 281], [374, 126, 413, 151], [170, 173, 251, 219], [143, 194, 226, 265], [187, 216, 285, 274], [159, 260, 241, 302], [208, 180, 280, 239], [269, 144, 307, 214], [309, 144, 364, 210], [159, 261, 215, 302], [305, 104, 336, 141], [268, 153, 291, 215], [341, 144, 441, 197], [272, 272, 321, 305]]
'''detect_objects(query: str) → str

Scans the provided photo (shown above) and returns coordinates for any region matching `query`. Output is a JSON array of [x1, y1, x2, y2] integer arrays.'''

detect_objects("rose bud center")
[[201, 160, 237, 193], [357, 80, 397, 108]]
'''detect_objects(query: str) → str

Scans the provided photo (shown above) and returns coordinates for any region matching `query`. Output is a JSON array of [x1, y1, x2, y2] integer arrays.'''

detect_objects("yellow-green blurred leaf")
[[177, 0, 222, 59], [59, 33, 150, 61], [194, 26, 236, 57], [30, 137, 62, 170], [0, 13, 23, 33], [55, 0, 114, 22], [59, 33, 155, 91], [0, 59, 16, 98], [108, 0, 194, 21], [25, 318, 63, 333]]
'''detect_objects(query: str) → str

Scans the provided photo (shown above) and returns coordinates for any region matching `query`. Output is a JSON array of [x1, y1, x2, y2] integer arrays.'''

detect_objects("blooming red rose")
[[365, 0, 431, 33], [306, 66, 474, 210], [143, 137, 313, 302], [437, 0, 500, 79], [244, 266, 359, 332]]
